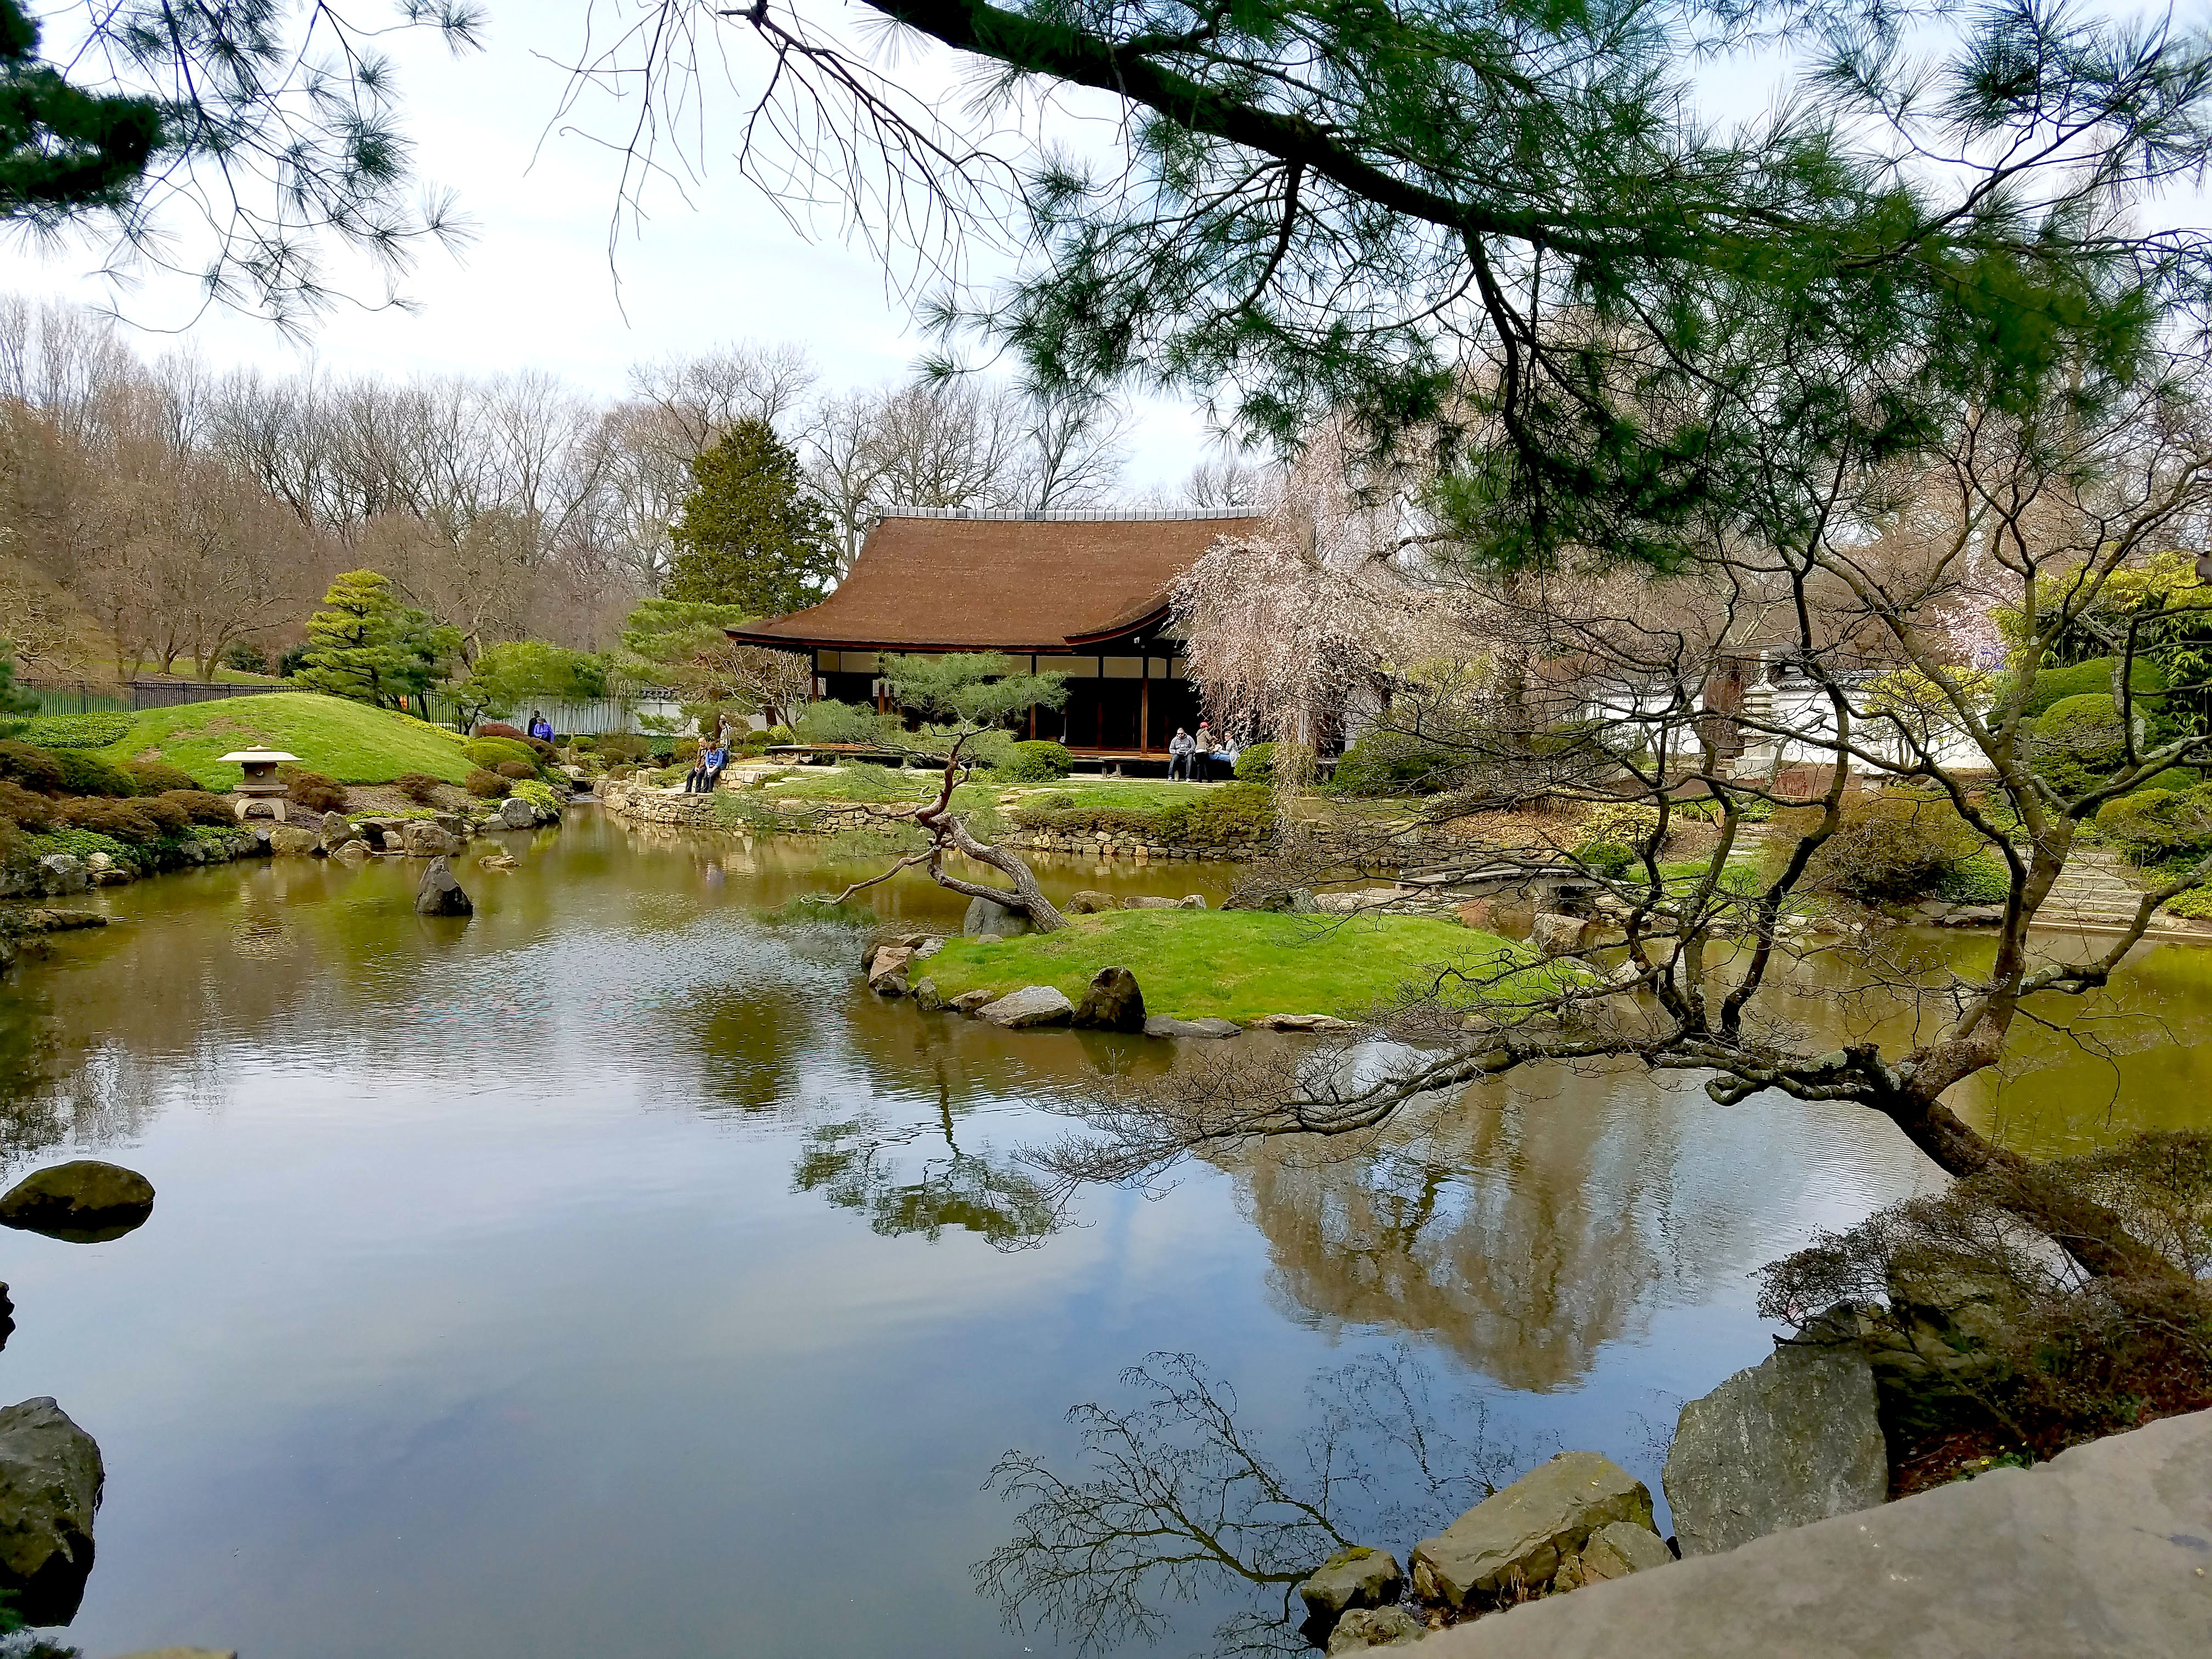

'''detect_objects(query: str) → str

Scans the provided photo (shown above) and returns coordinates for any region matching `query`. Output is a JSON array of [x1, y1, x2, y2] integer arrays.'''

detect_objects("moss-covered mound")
[[93, 694, 472, 787], [921, 908, 1559, 1022]]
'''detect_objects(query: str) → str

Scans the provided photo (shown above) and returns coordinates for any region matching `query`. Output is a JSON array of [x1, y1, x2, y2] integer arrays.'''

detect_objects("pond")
[[2, 809, 2208, 1658]]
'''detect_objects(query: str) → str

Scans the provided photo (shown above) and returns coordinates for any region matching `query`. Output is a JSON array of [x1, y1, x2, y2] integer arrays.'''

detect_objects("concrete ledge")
[[1424, 1407, 2212, 1659]]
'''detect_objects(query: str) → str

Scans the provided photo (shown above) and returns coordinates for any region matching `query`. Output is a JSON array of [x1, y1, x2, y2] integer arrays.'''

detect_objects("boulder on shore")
[[911, 977, 945, 1012], [1122, 895, 1181, 910], [497, 795, 537, 830], [0, 1160, 155, 1240], [1662, 1329, 1889, 1558], [963, 894, 1034, 938], [1066, 890, 1118, 914], [1298, 1545, 1403, 1622], [1326, 1606, 1424, 1654], [266, 823, 320, 856], [413, 856, 474, 917], [1247, 1012, 1358, 1032], [0, 1396, 103, 1626], [1143, 1015, 1240, 1039], [1409, 1451, 1652, 1607], [976, 985, 1075, 1028], [1529, 912, 1590, 955], [400, 819, 466, 858], [1578, 1518, 1673, 1581], [949, 989, 995, 1015], [1071, 967, 1147, 1031], [867, 945, 915, 995]]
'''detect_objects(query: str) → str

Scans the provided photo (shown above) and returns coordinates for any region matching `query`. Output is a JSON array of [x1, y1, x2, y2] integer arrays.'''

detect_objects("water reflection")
[[977, 1347, 1523, 1658], [0, 814, 2203, 1658]]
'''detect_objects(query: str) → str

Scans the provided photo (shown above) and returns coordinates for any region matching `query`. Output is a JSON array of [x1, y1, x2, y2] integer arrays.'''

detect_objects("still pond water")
[[3, 808, 2209, 1657]]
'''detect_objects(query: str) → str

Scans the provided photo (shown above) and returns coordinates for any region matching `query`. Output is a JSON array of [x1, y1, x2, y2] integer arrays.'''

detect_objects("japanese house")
[[729, 506, 1265, 759]]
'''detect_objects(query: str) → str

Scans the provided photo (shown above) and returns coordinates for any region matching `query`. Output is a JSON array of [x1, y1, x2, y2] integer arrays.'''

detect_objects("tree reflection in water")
[[793, 1081, 1059, 1248], [976, 1348, 1525, 1656]]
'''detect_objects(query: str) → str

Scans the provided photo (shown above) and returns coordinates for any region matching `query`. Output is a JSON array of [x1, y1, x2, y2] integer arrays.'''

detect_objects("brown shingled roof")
[[730, 509, 1263, 652]]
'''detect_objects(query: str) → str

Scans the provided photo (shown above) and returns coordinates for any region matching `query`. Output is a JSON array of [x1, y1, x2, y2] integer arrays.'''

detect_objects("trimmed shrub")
[[1324, 729, 1467, 797], [0, 778, 55, 831], [394, 772, 443, 805], [20, 713, 134, 749], [511, 779, 558, 814], [1156, 781, 1277, 845], [478, 721, 528, 741], [1580, 799, 1667, 849], [595, 732, 648, 765], [132, 794, 190, 837], [2033, 694, 2131, 795], [2141, 767, 2201, 793], [2012, 655, 2167, 722], [53, 797, 163, 844], [1774, 792, 1980, 902], [463, 736, 540, 772], [2166, 885, 2212, 921], [466, 768, 509, 798], [763, 724, 794, 746], [1000, 740, 1074, 783], [1574, 839, 1637, 877], [0, 742, 66, 795], [52, 748, 138, 797], [284, 769, 347, 812], [162, 789, 236, 826], [494, 759, 535, 780], [2096, 783, 2212, 864], [1937, 850, 2015, 905], [126, 759, 198, 795]]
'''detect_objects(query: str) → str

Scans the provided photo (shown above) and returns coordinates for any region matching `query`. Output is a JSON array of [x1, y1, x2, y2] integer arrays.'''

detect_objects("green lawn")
[[94, 693, 473, 787], [921, 909, 1561, 1021]]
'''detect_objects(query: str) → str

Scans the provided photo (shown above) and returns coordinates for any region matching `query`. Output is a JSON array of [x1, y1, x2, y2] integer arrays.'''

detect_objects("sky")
[[0, 2, 1227, 493]]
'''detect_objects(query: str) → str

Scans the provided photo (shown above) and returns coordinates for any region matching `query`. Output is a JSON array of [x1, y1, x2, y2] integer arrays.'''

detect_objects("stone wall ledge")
[[1424, 1405, 2212, 1659], [598, 783, 1260, 861]]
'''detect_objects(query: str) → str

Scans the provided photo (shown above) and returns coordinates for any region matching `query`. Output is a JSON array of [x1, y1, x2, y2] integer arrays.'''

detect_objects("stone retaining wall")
[[598, 780, 1263, 861]]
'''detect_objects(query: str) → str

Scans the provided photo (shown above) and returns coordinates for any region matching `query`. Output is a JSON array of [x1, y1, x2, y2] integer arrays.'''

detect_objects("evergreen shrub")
[[466, 769, 509, 798], [52, 749, 138, 797], [2096, 784, 2212, 863], [163, 789, 236, 826], [284, 770, 347, 812], [463, 736, 539, 772], [20, 713, 134, 749], [1324, 729, 1466, 796], [126, 760, 197, 794], [1000, 740, 1074, 782], [1774, 793, 1980, 902], [494, 760, 535, 780], [0, 779, 54, 831], [0, 741, 65, 794], [394, 773, 443, 804], [54, 797, 165, 843], [2033, 695, 2131, 795]]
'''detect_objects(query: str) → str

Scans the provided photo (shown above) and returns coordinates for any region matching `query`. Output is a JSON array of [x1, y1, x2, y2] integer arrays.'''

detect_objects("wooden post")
[[1139, 656, 1151, 755]]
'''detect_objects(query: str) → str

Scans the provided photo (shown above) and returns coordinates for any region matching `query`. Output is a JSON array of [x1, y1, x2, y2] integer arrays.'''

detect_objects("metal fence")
[[21, 679, 292, 715], [21, 678, 693, 737]]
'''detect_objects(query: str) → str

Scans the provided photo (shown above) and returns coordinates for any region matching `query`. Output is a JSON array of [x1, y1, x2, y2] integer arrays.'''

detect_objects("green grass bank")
[[92, 694, 473, 788], [920, 909, 1556, 1022]]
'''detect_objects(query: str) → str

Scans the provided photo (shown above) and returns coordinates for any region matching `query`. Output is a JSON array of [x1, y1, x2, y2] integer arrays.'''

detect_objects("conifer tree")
[[294, 570, 450, 710], [664, 419, 839, 615]]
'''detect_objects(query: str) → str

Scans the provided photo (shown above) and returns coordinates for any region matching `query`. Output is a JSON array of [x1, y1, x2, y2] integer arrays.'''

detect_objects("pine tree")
[[294, 570, 449, 709], [664, 420, 839, 615]]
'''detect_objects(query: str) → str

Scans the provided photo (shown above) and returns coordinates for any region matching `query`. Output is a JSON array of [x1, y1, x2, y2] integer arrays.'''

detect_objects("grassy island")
[[86, 694, 473, 788], [921, 909, 1561, 1022]]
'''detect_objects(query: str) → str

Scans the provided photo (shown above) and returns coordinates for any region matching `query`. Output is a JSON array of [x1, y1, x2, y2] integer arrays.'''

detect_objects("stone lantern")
[[218, 747, 299, 822]]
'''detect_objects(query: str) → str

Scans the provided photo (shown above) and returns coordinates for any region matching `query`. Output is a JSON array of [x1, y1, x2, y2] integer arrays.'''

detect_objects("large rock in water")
[[413, 856, 474, 917], [266, 823, 320, 856], [0, 1160, 155, 1240], [866, 945, 914, 995], [497, 795, 537, 830], [1143, 1015, 1240, 1039], [1528, 912, 1590, 954], [975, 985, 1074, 1028], [1578, 1518, 1673, 1582], [1298, 1545, 1403, 1622], [962, 894, 1033, 938], [1410, 1451, 1652, 1606], [1071, 967, 1146, 1031], [1662, 1334, 1889, 1557], [0, 1397, 103, 1625]]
